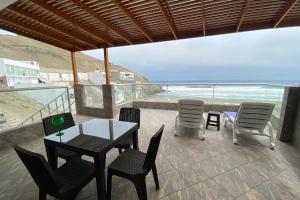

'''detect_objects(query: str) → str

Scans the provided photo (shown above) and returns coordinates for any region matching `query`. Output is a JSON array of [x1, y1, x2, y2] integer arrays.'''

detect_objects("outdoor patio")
[[1, 109, 299, 200]]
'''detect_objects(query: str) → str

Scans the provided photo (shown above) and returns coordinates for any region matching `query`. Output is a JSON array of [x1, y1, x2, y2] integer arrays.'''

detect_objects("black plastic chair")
[[107, 125, 164, 200], [115, 107, 141, 154], [42, 113, 81, 160], [14, 145, 95, 200]]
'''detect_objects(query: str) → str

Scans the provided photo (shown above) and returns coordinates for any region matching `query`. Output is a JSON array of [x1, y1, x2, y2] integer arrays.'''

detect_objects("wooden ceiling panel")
[[285, 1, 300, 19], [243, 0, 286, 25], [0, 0, 298, 50]]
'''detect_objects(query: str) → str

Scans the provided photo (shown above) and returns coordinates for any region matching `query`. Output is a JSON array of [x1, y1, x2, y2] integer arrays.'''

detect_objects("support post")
[[71, 51, 79, 84], [104, 48, 111, 85]]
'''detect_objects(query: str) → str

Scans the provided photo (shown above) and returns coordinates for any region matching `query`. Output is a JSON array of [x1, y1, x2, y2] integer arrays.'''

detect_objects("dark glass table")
[[44, 118, 139, 200]]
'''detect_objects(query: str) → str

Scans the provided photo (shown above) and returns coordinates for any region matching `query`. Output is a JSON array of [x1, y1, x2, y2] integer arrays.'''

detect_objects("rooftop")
[[1, 109, 300, 200]]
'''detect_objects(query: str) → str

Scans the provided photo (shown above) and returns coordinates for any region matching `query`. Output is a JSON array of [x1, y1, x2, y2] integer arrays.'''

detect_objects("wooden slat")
[[113, 0, 154, 42], [274, 0, 299, 27], [29, 0, 114, 46], [70, 0, 132, 45]]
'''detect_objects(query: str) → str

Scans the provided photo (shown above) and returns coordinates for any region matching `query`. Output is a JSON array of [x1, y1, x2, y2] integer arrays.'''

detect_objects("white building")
[[0, 58, 40, 87], [119, 71, 134, 80]]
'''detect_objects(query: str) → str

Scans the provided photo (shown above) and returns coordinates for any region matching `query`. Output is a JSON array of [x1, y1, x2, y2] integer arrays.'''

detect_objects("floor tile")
[[213, 168, 251, 198], [0, 109, 297, 200]]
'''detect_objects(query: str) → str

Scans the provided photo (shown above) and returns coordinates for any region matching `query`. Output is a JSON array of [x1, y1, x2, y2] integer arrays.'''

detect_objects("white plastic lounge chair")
[[224, 102, 275, 149], [174, 99, 206, 139]]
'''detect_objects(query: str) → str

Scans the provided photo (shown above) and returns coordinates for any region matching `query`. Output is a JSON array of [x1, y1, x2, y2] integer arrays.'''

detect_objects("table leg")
[[217, 115, 220, 131], [94, 154, 106, 200], [132, 130, 139, 150], [44, 142, 57, 169]]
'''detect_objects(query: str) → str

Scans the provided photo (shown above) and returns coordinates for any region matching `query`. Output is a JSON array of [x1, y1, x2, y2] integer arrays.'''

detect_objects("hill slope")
[[0, 35, 148, 83]]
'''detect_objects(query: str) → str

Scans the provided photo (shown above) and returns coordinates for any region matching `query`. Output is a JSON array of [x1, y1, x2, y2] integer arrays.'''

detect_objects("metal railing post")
[[55, 99, 59, 114], [61, 95, 65, 112], [212, 84, 215, 104], [67, 88, 71, 113]]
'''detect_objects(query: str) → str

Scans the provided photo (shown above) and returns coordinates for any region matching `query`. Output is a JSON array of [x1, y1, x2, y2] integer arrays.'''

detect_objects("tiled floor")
[[1, 109, 300, 200]]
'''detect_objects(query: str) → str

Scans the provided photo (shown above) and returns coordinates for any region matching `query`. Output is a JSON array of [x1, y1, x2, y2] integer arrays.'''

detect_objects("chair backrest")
[[143, 125, 164, 171], [42, 112, 75, 136], [119, 107, 141, 128], [178, 99, 204, 128], [236, 102, 275, 130], [14, 145, 60, 196]]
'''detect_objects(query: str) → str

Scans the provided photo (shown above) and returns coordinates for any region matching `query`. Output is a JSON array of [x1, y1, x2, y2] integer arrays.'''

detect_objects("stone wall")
[[294, 101, 300, 148], [292, 89, 300, 149], [277, 87, 300, 149]]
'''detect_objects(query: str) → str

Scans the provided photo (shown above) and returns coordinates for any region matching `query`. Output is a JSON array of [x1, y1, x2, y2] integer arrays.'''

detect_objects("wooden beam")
[[7, 6, 98, 49], [113, 0, 154, 42], [274, 0, 299, 28], [0, 17, 79, 51], [103, 48, 111, 85], [155, 0, 177, 39], [71, 0, 132, 45], [29, 0, 114, 46], [71, 52, 79, 84], [201, 0, 206, 36], [237, 0, 251, 32]]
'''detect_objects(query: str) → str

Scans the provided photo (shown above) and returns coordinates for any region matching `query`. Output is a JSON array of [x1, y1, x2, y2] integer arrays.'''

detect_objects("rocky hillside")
[[0, 35, 149, 83]]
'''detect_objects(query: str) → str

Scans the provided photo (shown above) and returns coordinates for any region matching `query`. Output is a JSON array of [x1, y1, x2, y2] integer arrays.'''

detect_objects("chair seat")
[[108, 149, 146, 175], [114, 136, 133, 149], [56, 147, 81, 159], [54, 158, 95, 195]]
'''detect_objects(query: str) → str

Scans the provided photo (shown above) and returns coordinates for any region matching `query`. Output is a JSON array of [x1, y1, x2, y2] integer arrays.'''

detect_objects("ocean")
[[135, 81, 288, 115], [150, 79, 299, 86]]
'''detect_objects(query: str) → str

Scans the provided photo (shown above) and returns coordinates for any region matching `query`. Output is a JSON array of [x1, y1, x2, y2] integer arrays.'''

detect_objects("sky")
[[1, 27, 300, 82], [83, 27, 300, 83]]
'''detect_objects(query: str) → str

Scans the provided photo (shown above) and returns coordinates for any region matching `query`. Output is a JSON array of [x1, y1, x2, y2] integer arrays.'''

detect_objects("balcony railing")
[[0, 86, 74, 133], [0, 83, 285, 133], [114, 83, 285, 116]]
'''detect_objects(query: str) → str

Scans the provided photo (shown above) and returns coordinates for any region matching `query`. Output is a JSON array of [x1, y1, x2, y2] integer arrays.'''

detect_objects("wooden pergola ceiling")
[[0, 0, 300, 51]]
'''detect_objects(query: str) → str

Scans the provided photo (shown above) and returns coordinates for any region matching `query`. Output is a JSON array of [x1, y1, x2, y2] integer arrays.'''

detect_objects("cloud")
[[83, 28, 300, 70]]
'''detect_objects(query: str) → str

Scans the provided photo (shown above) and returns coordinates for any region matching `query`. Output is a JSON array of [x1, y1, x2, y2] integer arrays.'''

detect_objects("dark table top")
[[44, 118, 138, 155]]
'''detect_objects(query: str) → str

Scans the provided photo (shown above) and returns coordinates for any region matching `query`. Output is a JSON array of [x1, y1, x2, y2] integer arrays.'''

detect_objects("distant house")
[[0, 58, 40, 87], [120, 72, 134, 81]]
